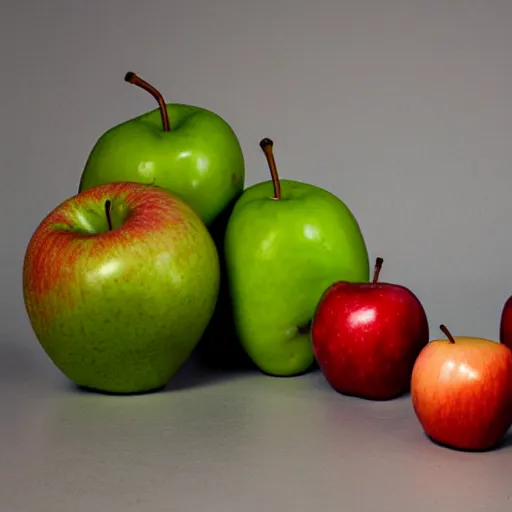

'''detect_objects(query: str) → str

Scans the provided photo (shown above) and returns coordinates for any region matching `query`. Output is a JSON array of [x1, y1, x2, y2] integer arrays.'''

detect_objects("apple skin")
[[311, 278, 429, 400], [411, 335, 512, 451], [224, 179, 370, 377], [78, 104, 245, 226], [22, 182, 220, 394], [500, 295, 512, 348]]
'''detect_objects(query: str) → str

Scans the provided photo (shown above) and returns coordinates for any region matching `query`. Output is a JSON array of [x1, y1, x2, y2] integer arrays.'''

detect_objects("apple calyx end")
[[297, 321, 312, 336]]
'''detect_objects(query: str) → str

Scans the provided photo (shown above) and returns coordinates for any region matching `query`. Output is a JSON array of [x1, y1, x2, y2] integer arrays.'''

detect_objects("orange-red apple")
[[411, 324, 512, 451]]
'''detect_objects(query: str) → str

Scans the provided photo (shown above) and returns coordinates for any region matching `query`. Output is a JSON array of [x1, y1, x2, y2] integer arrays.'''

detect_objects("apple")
[[223, 138, 370, 376], [500, 295, 512, 348], [78, 71, 245, 226], [411, 324, 512, 451], [22, 181, 220, 394], [311, 257, 429, 400]]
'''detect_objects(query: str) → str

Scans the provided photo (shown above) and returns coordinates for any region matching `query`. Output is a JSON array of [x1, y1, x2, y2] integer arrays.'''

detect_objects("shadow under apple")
[[192, 196, 255, 372], [70, 357, 255, 397], [425, 431, 512, 453]]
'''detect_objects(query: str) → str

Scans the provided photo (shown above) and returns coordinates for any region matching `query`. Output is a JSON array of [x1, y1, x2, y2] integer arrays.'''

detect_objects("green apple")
[[78, 72, 245, 226], [22, 181, 220, 394], [224, 138, 370, 376]]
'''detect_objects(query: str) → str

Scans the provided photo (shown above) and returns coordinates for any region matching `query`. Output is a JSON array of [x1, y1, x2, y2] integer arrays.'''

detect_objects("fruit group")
[[499, 295, 512, 348], [411, 324, 512, 451], [79, 72, 245, 226], [23, 182, 220, 394], [224, 138, 370, 376], [311, 257, 429, 400]]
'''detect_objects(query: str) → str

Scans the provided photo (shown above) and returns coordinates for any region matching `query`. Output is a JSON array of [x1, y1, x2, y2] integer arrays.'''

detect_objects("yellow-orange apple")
[[411, 324, 512, 451]]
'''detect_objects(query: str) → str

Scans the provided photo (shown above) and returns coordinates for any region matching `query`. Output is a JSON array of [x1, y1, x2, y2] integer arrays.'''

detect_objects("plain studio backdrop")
[[2, 1, 512, 511], [1, 1, 511, 365]]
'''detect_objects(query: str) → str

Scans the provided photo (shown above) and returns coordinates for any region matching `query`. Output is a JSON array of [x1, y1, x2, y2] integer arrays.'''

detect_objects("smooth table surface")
[[2, 342, 512, 512]]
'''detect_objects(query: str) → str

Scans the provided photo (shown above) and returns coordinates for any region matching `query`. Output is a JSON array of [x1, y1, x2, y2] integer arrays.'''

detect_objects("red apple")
[[311, 257, 429, 400], [500, 295, 512, 348], [411, 324, 512, 451]]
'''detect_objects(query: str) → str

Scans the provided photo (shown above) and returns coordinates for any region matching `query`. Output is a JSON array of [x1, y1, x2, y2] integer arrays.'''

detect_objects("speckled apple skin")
[[23, 182, 220, 394]]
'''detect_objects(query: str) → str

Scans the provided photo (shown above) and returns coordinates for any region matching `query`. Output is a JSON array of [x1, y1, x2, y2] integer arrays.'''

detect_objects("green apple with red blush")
[[22, 182, 220, 394], [78, 72, 245, 226]]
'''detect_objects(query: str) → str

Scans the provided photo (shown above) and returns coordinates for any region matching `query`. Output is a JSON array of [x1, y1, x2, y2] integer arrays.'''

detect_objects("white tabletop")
[[2, 344, 511, 512]]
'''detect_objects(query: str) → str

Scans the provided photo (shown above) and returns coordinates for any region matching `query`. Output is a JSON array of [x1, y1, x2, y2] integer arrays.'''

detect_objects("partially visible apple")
[[500, 295, 512, 348], [79, 72, 245, 227], [311, 257, 429, 400], [22, 182, 220, 394], [411, 324, 512, 451]]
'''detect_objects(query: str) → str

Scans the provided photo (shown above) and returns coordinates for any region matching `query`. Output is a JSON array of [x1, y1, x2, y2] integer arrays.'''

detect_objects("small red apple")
[[499, 295, 512, 348], [311, 257, 429, 400], [411, 324, 512, 451]]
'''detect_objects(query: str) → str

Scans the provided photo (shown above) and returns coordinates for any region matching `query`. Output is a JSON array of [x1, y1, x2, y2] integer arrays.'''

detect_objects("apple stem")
[[124, 71, 171, 132], [105, 200, 113, 231], [259, 138, 281, 200], [372, 257, 384, 283], [440, 324, 456, 344]]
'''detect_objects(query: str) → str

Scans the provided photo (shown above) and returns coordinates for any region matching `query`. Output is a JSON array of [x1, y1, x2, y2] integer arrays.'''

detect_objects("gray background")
[[1, 0, 512, 510]]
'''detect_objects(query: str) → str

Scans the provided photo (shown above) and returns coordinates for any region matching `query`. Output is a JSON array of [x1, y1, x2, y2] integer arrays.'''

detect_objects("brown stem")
[[259, 138, 281, 200], [440, 324, 456, 344], [372, 257, 384, 283], [105, 200, 113, 231], [124, 72, 171, 132]]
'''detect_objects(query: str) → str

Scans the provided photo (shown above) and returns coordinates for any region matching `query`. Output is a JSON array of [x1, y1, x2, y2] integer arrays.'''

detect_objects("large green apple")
[[224, 138, 370, 376], [78, 72, 245, 226], [22, 181, 220, 394]]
